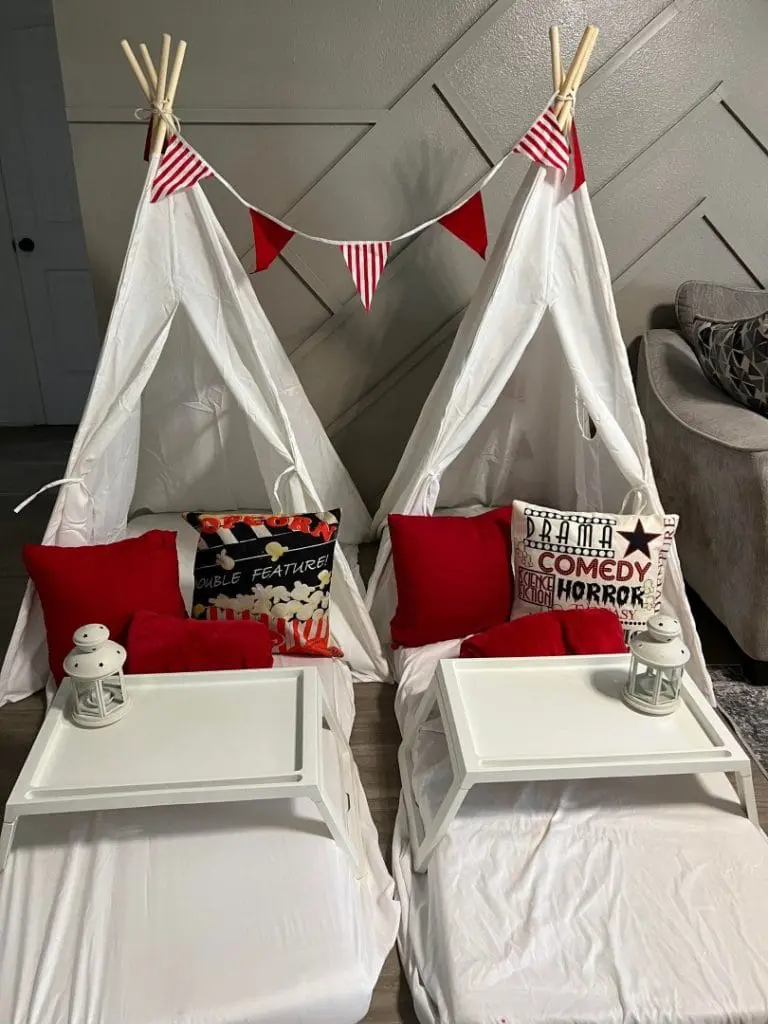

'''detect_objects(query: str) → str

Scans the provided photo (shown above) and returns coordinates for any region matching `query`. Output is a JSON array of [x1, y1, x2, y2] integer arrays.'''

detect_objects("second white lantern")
[[623, 614, 689, 716]]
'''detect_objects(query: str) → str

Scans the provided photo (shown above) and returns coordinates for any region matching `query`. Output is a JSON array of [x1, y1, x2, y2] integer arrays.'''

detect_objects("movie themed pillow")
[[183, 509, 342, 657], [511, 501, 678, 636]]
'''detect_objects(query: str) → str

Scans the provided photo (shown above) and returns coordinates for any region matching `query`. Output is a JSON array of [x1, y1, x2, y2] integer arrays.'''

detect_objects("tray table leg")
[[734, 766, 760, 826], [411, 775, 470, 874], [320, 696, 364, 878], [313, 784, 361, 876], [0, 817, 17, 872], [399, 674, 471, 873]]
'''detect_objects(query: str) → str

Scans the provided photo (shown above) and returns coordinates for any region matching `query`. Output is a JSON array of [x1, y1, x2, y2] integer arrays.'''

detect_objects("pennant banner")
[[250, 209, 295, 271], [512, 108, 570, 173], [438, 191, 488, 258], [340, 242, 391, 311], [150, 136, 213, 203], [146, 96, 576, 309]]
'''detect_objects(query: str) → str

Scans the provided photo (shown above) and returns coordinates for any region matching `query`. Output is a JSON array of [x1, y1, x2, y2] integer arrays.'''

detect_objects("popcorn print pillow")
[[511, 500, 678, 638], [183, 509, 342, 658]]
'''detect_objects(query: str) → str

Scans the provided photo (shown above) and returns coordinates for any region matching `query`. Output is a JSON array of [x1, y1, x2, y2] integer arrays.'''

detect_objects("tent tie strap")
[[14, 478, 86, 515], [620, 486, 649, 516], [133, 102, 181, 137]]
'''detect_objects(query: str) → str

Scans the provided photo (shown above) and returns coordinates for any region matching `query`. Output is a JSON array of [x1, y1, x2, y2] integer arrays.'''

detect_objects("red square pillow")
[[24, 530, 186, 683], [127, 610, 274, 673], [389, 507, 514, 647]]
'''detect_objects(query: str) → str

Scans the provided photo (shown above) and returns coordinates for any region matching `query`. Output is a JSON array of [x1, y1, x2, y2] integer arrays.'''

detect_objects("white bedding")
[[0, 655, 398, 1024], [394, 641, 768, 1024], [0, 514, 398, 1024]]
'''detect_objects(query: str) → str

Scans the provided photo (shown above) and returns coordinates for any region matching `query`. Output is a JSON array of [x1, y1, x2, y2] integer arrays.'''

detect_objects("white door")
[[0, 0, 99, 425]]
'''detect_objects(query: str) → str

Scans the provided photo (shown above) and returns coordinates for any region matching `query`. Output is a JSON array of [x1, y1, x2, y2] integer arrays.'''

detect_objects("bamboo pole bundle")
[[553, 25, 599, 130], [120, 33, 187, 156]]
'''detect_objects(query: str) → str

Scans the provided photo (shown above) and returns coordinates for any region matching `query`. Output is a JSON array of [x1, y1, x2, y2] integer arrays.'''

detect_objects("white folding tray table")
[[1, 666, 362, 873], [400, 654, 759, 872]]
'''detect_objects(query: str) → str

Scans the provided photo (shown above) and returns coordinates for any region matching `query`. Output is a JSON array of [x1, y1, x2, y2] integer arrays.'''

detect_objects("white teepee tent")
[[0, 135, 388, 706], [366, 159, 713, 700]]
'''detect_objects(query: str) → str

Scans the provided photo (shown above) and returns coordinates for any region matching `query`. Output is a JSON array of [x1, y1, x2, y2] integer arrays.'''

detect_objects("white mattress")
[[0, 514, 398, 1024], [394, 641, 768, 1024]]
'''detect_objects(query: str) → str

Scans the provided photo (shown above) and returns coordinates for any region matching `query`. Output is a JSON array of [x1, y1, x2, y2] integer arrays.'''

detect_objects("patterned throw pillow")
[[183, 510, 342, 657], [511, 501, 678, 637], [691, 312, 768, 416]]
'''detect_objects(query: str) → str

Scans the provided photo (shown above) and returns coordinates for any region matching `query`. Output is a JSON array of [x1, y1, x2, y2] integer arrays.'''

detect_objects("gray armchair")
[[637, 304, 768, 673]]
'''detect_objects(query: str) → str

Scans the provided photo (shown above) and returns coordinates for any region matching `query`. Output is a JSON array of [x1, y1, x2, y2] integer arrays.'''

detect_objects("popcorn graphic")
[[260, 584, 291, 604], [216, 549, 235, 571], [318, 569, 331, 588], [211, 593, 256, 614], [291, 581, 313, 602], [272, 600, 302, 620], [265, 541, 289, 562]]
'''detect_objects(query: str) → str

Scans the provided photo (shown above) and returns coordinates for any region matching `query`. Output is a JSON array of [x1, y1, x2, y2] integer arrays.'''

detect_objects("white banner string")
[[160, 92, 569, 248]]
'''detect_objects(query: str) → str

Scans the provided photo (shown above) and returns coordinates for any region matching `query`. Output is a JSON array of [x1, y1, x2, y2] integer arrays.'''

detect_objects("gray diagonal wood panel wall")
[[54, 0, 768, 511]]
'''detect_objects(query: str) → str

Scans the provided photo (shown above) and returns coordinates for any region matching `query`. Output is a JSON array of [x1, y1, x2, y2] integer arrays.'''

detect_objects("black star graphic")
[[617, 519, 661, 559]]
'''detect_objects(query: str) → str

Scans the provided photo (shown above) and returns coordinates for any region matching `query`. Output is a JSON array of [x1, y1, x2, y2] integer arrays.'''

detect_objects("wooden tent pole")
[[165, 39, 187, 111], [553, 25, 598, 128], [549, 25, 562, 91], [151, 33, 172, 157], [561, 27, 599, 133], [120, 39, 152, 101], [138, 43, 158, 92]]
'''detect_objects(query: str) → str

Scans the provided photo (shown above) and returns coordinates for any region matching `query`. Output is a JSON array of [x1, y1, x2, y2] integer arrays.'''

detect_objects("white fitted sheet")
[[0, 656, 398, 1024], [394, 641, 768, 1024]]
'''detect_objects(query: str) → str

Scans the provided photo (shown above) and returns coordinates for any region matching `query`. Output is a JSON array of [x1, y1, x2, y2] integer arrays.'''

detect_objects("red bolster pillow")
[[460, 612, 566, 658], [558, 608, 627, 655], [460, 608, 627, 659], [127, 610, 274, 674]]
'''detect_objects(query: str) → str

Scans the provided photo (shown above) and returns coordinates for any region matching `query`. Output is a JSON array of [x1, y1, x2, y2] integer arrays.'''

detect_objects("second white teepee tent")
[[0, 159, 388, 706], [366, 158, 713, 701]]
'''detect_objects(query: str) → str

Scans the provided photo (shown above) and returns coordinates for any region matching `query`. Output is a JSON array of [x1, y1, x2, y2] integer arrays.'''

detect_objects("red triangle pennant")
[[250, 210, 295, 271], [439, 191, 488, 258], [340, 242, 390, 311], [570, 122, 586, 193]]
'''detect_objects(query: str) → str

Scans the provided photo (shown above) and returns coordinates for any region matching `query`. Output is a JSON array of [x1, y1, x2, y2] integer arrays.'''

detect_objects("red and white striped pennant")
[[513, 108, 570, 173], [150, 135, 214, 203], [339, 241, 391, 311]]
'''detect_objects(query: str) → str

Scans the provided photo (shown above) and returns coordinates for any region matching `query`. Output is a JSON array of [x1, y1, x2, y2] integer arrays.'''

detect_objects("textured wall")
[[54, 0, 768, 510]]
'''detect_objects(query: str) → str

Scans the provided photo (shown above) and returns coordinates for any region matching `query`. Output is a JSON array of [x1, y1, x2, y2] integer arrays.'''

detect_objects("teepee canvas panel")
[[0, 160, 388, 707], [367, 162, 713, 702]]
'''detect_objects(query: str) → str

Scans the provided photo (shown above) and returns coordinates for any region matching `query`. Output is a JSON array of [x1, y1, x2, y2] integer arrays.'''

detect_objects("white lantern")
[[623, 613, 689, 716], [63, 624, 130, 728]]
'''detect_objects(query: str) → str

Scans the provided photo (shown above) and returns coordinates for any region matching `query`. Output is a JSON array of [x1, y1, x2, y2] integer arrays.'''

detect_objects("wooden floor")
[[0, 428, 766, 1024]]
